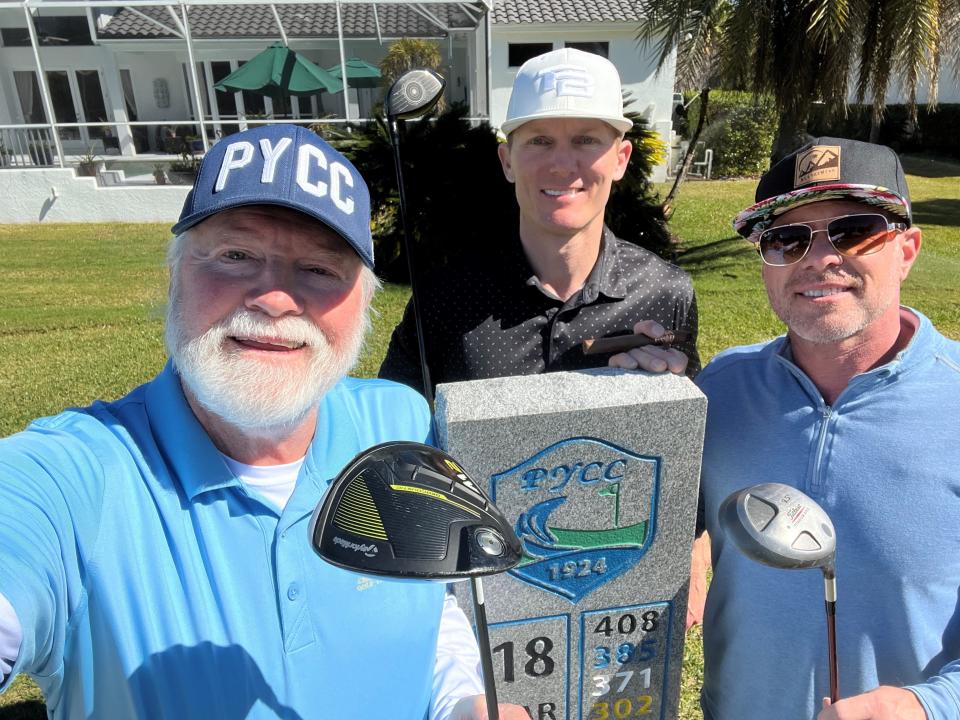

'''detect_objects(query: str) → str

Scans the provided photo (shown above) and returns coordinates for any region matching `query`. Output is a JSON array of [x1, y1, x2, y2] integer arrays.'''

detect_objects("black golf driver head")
[[385, 68, 445, 121], [719, 482, 836, 574], [309, 441, 522, 579]]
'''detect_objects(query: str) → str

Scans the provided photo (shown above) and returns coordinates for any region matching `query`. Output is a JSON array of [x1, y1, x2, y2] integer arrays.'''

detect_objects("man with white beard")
[[0, 125, 528, 720]]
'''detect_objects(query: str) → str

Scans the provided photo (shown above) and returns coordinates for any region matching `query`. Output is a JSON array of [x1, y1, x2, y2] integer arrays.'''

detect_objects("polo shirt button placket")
[[287, 582, 300, 601]]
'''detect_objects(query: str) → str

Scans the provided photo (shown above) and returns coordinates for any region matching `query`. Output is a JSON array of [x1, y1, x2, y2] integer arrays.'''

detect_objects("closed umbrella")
[[215, 42, 343, 115]]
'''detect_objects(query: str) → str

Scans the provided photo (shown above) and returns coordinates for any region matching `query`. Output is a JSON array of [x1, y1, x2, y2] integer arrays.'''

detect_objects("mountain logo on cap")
[[534, 64, 594, 99], [794, 145, 841, 187]]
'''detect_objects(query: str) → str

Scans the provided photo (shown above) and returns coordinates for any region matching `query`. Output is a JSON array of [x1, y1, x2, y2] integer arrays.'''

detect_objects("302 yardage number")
[[493, 637, 555, 682], [590, 696, 654, 719]]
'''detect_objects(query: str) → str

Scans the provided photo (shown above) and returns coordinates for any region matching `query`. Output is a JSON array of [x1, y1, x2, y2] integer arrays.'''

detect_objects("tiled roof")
[[491, 0, 643, 24], [98, 3, 479, 40]]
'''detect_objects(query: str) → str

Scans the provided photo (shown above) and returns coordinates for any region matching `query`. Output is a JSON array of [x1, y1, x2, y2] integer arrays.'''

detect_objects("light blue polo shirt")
[[0, 363, 445, 719]]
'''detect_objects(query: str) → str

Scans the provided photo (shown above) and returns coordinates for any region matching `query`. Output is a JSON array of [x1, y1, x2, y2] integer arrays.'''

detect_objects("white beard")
[[165, 300, 367, 436]]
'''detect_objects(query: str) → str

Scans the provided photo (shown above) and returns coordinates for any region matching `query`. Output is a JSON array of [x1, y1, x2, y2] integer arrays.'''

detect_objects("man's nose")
[[245, 262, 304, 317], [548, 145, 577, 174], [801, 229, 844, 269]]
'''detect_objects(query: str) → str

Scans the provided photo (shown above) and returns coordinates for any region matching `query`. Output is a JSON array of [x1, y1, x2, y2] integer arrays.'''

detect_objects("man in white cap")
[[379, 48, 699, 391]]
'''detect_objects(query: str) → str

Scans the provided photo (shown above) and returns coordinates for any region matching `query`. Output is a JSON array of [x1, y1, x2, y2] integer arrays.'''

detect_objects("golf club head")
[[719, 482, 836, 574], [386, 68, 445, 121], [309, 441, 521, 580]]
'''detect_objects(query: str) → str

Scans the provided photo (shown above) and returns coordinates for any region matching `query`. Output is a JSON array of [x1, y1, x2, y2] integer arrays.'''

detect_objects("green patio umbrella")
[[215, 43, 343, 105], [325, 57, 382, 89]]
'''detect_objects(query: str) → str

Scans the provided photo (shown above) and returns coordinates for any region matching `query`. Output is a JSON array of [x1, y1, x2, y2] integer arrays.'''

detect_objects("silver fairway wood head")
[[385, 69, 445, 121], [719, 482, 836, 574]]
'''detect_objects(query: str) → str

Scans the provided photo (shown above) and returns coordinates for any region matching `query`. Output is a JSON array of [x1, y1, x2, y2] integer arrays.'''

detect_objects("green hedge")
[[682, 91, 778, 178], [808, 104, 960, 159]]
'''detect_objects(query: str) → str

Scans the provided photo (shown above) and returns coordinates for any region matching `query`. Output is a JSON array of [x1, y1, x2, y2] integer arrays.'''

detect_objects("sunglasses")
[[755, 213, 907, 267]]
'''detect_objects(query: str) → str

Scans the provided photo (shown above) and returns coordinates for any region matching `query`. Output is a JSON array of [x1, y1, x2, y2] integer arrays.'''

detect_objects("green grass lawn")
[[0, 156, 957, 717]]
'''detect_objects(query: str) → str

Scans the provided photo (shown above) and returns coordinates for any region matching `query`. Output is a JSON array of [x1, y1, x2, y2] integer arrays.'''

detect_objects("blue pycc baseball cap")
[[172, 124, 374, 268]]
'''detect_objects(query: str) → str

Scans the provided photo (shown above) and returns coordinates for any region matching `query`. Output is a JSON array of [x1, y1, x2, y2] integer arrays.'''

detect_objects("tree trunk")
[[661, 87, 710, 221], [770, 107, 811, 164]]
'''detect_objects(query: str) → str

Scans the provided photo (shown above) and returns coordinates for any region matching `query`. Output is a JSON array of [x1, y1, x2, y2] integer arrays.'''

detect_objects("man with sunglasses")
[[693, 137, 960, 719]]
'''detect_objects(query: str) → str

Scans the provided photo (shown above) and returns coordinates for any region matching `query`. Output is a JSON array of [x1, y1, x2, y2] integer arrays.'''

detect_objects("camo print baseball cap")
[[733, 136, 912, 241]]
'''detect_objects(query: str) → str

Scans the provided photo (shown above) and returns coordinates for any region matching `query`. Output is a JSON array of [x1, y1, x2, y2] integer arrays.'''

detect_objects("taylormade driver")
[[719, 482, 839, 702], [385, 69, 446, 407], [309, 441, 520, 720]]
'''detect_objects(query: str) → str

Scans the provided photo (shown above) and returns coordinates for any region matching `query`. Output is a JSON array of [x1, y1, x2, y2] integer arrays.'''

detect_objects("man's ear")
[[497, 142, 515, 183], [898, 226, 922, 282], [612, 137, 633, 181]]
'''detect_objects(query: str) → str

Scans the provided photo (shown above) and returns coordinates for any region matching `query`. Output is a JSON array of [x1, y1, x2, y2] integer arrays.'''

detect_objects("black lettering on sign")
[[523, 702, 559, 720], [493, 637, 556, 682], [537, 702, 558, 720]]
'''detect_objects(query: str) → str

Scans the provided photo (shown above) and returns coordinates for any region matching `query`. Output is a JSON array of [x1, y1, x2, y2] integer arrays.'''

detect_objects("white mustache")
[[215, 310, 327, 349]]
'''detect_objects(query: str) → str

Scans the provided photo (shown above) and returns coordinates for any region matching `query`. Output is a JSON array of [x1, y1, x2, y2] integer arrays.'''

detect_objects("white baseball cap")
[[501, 48, 633, 135]]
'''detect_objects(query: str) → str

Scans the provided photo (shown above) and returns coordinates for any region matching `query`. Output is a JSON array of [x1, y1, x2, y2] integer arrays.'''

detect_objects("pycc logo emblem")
[[490, 438, 659, 603]]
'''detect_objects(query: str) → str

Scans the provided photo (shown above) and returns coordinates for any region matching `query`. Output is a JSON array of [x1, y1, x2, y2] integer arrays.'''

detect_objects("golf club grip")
[[471, 577, 500, 720], [826, 600, 839, 703], [582, 331, 691, 355]]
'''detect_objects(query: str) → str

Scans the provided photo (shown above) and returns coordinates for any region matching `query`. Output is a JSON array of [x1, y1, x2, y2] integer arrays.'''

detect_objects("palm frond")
[[807, 0, 851, 48]]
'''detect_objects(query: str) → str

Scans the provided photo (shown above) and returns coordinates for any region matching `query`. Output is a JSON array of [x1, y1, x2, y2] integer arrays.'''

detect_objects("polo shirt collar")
[[776, 307, 938, 393], [145, 361, 240, 500], [146, 362, 366, 506], [589, 226, 627, 302], [516, 225, 627, 302]]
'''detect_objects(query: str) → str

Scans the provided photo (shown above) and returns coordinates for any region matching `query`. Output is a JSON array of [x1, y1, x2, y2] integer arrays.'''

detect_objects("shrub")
[[808, 104, 960, 159], [683, 91, 778, 177], [606, 101, 671, 254]]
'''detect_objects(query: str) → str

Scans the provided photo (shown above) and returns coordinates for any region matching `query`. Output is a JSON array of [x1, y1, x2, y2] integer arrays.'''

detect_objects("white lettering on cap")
[[296, 144, 328, 198], [214, 141, 254, 192], [295, 143, 355, 215], [534, 64, 594, 98], [259, 137, 292, 184], [330, 162, 355, 214]]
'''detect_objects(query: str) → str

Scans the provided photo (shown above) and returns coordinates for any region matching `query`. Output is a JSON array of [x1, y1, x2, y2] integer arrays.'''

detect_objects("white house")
[[0, 0, 675, 223]]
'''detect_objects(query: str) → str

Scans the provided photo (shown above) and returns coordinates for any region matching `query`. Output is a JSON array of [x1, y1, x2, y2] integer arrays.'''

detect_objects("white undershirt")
[[219, 453, 303, 512], [0, 458, 484, 719]]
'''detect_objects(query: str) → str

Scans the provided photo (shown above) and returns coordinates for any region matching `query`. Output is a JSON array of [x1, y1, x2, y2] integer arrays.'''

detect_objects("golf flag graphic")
[[490, 438, 660, 602]]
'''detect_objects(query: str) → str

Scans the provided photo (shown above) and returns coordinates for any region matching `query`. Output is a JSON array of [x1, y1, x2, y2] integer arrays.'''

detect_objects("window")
[[46, 70, 80, 140], [565, 42, 609, 58], [13, 71, 45, 124], [508, 43, 552, 67], [1, 16, 92, 47], [15, 69, 110, 144], [209, 61, 240, 137], [76, 70, 108, 139]]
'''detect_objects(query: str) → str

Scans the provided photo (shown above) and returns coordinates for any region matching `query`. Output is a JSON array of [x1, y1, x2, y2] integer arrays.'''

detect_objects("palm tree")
[[637, 0, 959, 162], [380, 38, 441, 82], [851, 0, 959, 141], [636, 0, 729, 214]]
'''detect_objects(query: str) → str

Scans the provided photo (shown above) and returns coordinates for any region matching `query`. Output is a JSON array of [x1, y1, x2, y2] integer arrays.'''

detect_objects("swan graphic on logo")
[[490, 438, 660, 603]]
